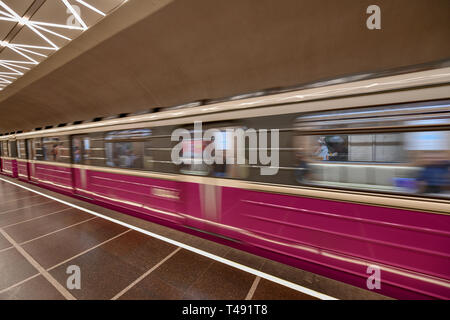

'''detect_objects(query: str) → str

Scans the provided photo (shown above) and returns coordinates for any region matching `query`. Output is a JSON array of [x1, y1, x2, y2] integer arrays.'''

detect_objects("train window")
[[72, 137, 82, 164], [210, 129, 249, 179], [42, 137, 58, 161], [42, 137, 70, 163], [303, 133, 406, 163], [72, 134, 106, 166], [31, 138, 44, 161], [178, 130, 210, 176], [294, 102, 450, 198], [8, 141, 17, 158], [143, 139, 154, 170], [104, 129, 150, 170], [142, 126, 179, 174], [17, 140, 27, 159], [105, 141, 143, 169], [1, 141, 8, 157], [176, 124, 249, 178], [27, 140, 33, 160]]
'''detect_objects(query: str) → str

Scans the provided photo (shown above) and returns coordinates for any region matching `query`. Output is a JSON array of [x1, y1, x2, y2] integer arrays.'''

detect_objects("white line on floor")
[[112, 247, 182, 300], [0, 228, 76, 300]]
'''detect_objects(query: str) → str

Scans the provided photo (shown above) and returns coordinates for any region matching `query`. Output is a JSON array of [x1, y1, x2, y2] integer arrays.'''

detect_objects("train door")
[[1, 140, 9, 175], [8, 140, 18, 178], [72, 135, 87, 196], [71, 134, 99, 199], [17, 139, 30, 181], [0, 141, 3, 173], [25, 139, 32, 181], [177, 122, 248, 237], [28, 138, 42, 183]]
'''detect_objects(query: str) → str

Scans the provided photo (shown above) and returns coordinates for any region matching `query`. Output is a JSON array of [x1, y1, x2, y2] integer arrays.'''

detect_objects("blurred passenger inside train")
[[74, 147, 81, 163], [326, 136, 348, 161], [124, 148, 137, 168], [314, 137, 331, 160], [51, 144, 60, 161], [73, 146, 81, 164], [416, 151, 450, 194], [212, 151, 227, 178], [294, 151, 311, 183], [313, 136, 347, 161]]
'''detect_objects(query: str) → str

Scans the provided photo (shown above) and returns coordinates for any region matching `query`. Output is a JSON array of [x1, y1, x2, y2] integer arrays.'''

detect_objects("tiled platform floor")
[[0, 176, 390, 300]]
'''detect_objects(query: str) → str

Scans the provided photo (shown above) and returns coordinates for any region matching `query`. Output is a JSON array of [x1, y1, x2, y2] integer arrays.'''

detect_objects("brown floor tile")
[[119, 275, 185, 300], [0, 184, 22, 194], [179, 235, 232, 257], [4, 208, 93, 244], [21, 218, 128, 269], [260, 260, 316, 288], [183, 261, 255, 299], [130, 249, 214, 296], [0, 190, 36, 202], [49, 230, 176, 299], [0, 232, 11, 250], [0, 248, 38, 291], [260, 259, 389, 300], [251, 278, 317, 300], [0, 275, 65, 300], [0, 196, 51, 214], [0, 201, 68, 227], [1, 194, 40, 204], [224, 248, 266, 271]]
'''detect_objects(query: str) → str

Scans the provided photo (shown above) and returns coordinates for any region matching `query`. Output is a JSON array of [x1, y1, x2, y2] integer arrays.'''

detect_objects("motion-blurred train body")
[[1, 67, 449, 299]]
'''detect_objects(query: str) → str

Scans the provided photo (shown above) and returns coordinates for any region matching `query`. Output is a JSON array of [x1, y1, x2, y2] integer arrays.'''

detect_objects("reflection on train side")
[[294, 104, 450, 197]]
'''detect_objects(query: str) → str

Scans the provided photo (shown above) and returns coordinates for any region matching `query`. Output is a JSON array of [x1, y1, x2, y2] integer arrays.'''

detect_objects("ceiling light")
[[0, 0, 127, 91]]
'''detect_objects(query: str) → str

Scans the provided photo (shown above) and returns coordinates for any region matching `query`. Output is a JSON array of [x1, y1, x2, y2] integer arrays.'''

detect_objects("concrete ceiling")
[[0, 0, 449, 132]]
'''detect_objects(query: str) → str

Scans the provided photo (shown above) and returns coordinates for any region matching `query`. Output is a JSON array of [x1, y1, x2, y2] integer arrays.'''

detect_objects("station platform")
[[0, 176, 389, 300]]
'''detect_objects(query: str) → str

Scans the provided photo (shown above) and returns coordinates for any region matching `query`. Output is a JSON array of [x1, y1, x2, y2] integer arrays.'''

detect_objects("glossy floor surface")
[[0, 176, 389, 300]]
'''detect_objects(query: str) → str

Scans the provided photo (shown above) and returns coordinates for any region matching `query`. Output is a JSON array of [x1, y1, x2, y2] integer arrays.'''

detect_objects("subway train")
[[1, 66, 449, 299]]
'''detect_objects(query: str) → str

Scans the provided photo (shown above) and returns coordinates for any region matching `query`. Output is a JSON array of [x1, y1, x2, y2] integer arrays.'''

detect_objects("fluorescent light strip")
[[0, 0, 61, 59], [1, 1, 59, 50], [12, 46, 47, 58], [0, 60, 35, 64], [10, 44, 56, 50], [76, 0, 106, 16], [0, 63, 24, 75], [0, 176, 337, 300], [25, 23, 59, 49], [0, 1, 126, 91], [0, 16, 15, 22], [0, 9, 13, 18], [30, 20, 85, 30], [8, 47, 38, 64], [32, 24, 71, 41], [0, 1, 19, 19], [61, 0, 87, 30]]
